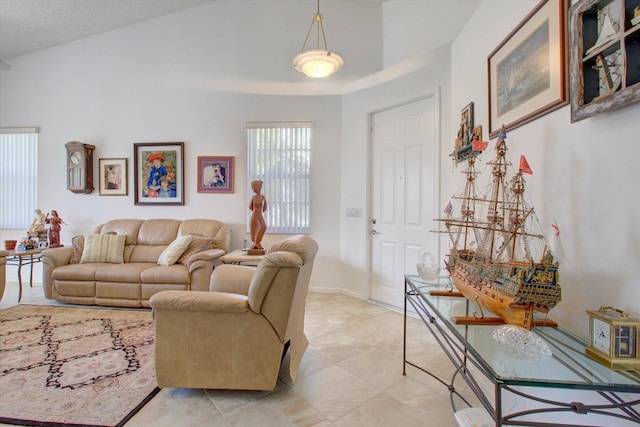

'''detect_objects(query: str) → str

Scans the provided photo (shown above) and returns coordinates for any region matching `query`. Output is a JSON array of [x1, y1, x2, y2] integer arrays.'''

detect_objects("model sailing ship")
[[435, 128, 560, 330]]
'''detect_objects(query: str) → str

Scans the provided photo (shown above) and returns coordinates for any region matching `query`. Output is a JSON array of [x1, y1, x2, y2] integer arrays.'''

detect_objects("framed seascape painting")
[[197, 156, 234, 193], [134, 142, 185, 206], [98, 158, 128, 196], [487, 0, 568, 138]]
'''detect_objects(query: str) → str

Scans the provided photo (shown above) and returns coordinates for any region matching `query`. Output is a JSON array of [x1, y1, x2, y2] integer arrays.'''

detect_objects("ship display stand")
[[403, 274, 640, 426]]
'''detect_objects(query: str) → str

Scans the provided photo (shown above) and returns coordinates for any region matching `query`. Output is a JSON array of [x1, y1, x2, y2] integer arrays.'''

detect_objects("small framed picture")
[[98, 158, 128, 196], [197, 156, 235, 194], [134, 142, 185, 205]]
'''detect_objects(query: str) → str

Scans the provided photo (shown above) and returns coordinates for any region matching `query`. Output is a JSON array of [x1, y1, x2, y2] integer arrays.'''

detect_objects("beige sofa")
[[42, 218, 231, 308], [150, 234, 318, 390]]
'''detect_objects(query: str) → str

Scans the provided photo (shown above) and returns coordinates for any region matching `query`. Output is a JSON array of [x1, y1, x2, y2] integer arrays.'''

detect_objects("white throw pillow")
[[80, 234, 126, 264], [158, 235, 193, 266]]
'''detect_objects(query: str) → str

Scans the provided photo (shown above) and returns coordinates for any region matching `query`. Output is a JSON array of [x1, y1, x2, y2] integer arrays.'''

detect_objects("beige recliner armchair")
[[149, 234, 318, 390]]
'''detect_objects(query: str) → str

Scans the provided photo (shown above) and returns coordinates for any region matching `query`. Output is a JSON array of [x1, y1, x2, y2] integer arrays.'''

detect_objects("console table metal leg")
[[403, 279, 408, 376], [17, 256, 23, 302], [29, 254, 34, 287]]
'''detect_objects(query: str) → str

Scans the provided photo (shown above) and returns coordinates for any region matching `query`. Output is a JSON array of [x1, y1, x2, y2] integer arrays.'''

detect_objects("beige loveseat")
[[42, 218, 231, 308], [150, 234, 318, 390]]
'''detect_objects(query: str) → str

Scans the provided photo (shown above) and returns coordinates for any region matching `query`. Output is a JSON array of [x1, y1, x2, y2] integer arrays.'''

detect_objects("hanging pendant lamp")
[[293, 0, 344, 78]]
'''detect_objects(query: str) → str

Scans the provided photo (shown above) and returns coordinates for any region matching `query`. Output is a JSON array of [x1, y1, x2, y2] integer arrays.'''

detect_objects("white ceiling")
[[0, 0, 217, 61]]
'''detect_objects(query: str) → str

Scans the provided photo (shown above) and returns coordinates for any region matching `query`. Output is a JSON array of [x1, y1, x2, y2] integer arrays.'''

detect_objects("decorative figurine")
[[248, 180, 267, 255], [28, 208, 46, 238], [45, 210, 67, 248]]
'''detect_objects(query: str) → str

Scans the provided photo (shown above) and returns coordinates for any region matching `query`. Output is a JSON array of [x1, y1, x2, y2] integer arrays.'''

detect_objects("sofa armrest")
[[41, 246, 74, 267], [149, 290, 250, 313], [185, 248, 226, 269], [41, 246, 74, 299]]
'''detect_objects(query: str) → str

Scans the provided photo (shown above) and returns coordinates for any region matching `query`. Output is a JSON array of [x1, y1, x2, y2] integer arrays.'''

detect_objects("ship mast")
[[486, 135, 508, 261], [460, 155, 479, 250]]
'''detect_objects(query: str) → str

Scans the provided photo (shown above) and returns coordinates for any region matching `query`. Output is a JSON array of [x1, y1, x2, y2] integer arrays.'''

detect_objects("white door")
[[370, 96, 440, 308]]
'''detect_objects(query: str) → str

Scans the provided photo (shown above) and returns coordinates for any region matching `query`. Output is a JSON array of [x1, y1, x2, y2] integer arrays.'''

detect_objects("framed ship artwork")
[[133, 142, 185, 206], [488, 0, 569, 137]]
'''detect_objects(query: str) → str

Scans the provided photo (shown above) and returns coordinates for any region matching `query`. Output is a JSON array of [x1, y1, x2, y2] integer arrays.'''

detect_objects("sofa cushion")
[[52, 263, 105, 281], [141, 265, 190, 284], [81, 234, 126, 264], [158, 235, 193, 266], [94, 263, 154, 283]]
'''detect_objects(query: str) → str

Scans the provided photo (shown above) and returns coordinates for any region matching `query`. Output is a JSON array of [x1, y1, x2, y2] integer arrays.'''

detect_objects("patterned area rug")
[[0, 305, 159, 427]]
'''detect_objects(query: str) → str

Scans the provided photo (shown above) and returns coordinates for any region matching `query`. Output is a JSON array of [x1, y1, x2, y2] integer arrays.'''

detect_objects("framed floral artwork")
[[133, 142, 184, 205], [98, 158, 128, 196], [197, 156, 234, 193]]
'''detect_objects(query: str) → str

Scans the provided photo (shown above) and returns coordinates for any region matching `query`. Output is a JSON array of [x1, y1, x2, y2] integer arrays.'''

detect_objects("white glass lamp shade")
[[293, 49, 344, 78]]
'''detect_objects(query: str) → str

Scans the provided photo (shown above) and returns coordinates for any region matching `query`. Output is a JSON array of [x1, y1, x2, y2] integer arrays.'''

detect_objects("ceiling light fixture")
[[293, 0, 344, 78]]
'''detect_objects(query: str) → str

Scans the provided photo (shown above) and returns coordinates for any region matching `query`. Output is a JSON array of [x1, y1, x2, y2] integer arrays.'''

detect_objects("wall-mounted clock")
[[585, 306, 640, 370], [65, 141, 96, 194]]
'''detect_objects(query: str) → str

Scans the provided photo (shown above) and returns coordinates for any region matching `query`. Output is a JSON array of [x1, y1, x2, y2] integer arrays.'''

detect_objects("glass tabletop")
[[405, 274, 640, 392]]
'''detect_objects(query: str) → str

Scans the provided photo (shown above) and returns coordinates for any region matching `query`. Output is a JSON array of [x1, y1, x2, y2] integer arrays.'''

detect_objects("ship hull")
[[447, 253, 560, 330]]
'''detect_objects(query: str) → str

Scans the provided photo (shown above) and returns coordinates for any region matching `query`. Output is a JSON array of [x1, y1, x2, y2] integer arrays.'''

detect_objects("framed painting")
[[488, 0, 568, 138], [134, 142, 184, 205], [197, 156, 234, 193], [98, 158, 128, 196]]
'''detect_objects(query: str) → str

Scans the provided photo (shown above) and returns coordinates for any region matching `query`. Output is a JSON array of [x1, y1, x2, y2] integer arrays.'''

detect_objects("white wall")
[[451, 0, 640, 336], [0, 0, 381, 290], [2, 0, 639, 342], [339, 44, 452, 298]]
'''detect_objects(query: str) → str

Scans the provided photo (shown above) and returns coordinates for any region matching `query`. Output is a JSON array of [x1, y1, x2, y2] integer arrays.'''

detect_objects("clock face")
[[70, 151, 82, 165], [592, 317, 611, 354]]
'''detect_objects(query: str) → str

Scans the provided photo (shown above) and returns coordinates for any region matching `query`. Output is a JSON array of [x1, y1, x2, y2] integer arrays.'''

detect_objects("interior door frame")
[[365, 88, 443, 302]]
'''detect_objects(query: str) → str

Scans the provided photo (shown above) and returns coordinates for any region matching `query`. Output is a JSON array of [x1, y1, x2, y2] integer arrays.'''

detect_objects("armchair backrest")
[[247, 235, 318, 343]]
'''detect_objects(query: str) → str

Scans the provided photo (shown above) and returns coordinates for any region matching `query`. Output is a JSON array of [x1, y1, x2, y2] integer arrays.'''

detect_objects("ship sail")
[[434, 127, 560, 330]]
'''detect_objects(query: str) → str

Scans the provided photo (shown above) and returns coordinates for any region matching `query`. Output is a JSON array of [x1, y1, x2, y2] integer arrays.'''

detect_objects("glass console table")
[[403, 274, 640, 426]]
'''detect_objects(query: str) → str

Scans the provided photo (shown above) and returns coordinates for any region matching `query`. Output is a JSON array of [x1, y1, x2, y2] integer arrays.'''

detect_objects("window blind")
[[247, 122, 312, 234], [0, 128, 39, 229]]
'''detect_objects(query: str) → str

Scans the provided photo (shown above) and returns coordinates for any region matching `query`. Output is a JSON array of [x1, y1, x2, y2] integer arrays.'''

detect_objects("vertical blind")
[[246, 122, 312, 234], [0, 128, 39, 229]]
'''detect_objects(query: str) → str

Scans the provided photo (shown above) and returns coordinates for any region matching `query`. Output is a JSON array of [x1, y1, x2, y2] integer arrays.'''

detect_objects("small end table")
[[6, 249, 43, 302], [220, 249, 264, 266]]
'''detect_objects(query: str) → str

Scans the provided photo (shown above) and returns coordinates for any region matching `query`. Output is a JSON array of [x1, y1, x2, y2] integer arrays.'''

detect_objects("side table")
[[6, 249, 43, 302], [220, 249, 264, 266]]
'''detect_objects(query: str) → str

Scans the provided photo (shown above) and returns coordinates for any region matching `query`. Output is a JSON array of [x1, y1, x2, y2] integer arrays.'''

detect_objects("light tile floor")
[[1, 280, 471, 426]]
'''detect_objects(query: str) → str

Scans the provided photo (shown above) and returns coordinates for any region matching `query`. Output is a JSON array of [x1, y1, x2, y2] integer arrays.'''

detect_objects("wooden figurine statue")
[[248, 180, 267, 255], [45, 210, 67, 248]]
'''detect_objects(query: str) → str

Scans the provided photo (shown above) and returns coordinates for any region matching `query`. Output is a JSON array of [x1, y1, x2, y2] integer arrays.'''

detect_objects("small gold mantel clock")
[[585, 306, 640, 370], [65, 141, 95, 194]]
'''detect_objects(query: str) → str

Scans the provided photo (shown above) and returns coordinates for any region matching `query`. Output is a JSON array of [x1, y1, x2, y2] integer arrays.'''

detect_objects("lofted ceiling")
[[0, 0, 217, 61]]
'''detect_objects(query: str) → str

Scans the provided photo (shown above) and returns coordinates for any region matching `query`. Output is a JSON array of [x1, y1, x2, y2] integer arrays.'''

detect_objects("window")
[[0, 128, 39, 229], [246, 122, 311, 234]]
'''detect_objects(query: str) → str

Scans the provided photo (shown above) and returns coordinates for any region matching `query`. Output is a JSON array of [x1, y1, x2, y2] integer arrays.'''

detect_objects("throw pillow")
[[69, 235, 85, 264], [177, 236, 218, 267], [71, 231, 117, 264], [80, 234, 126, 264], [158, 235, 193, 266]]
